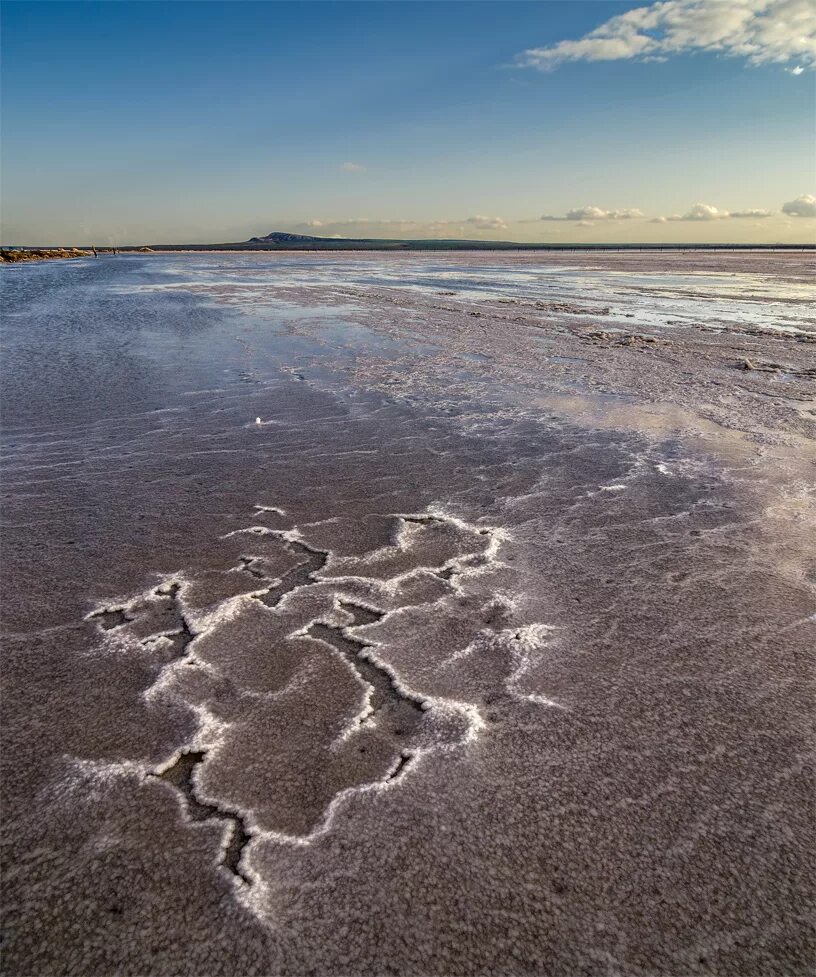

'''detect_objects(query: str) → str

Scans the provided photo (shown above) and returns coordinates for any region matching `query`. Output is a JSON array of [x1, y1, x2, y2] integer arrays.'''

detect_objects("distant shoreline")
[[1, 247, 94, 263], [1, 246, 157, 264], [3, 242, 814, 258]]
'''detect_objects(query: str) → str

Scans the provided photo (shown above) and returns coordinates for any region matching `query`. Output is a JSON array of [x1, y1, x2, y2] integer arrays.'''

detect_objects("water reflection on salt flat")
[[118, 252, 815, 336]]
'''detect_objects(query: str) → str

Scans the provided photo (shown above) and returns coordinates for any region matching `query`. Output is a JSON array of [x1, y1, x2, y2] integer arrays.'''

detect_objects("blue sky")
[[2, 0, 814, 244]]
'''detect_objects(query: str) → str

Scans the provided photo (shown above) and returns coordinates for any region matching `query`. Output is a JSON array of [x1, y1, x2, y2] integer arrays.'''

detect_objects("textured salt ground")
[[1, 253, 815, 976]]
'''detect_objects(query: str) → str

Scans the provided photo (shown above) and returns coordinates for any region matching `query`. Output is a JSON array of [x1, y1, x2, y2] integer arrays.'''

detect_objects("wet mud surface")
[[1, 252, 814, 976]]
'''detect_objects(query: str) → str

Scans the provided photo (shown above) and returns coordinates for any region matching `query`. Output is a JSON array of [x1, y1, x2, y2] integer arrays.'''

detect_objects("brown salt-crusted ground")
[[1, 251, 814, 976]]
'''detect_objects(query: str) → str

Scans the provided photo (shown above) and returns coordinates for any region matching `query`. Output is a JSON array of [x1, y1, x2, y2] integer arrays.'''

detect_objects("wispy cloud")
[[782, 193, 816, 216], [729, 209, 775, 218], [465, 215, 508, 230], [340, 161, 366, 172], [291, 216, 509, 236], [539, 206, 644, 221], [306, 217, 372, 227], [516, 0, 816, 72]]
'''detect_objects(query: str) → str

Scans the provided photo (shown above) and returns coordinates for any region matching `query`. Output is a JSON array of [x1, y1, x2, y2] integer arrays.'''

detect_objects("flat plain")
[[2, 250, 814, 976]]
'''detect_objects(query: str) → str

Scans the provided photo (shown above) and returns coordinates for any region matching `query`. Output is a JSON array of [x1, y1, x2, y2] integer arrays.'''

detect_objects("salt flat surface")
[[2, 251, 814, 976], [118, 251, 816, 335]]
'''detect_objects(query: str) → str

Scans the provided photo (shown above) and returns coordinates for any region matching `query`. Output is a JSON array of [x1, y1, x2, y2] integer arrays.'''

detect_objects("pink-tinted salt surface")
[[2, 251, 814, 976]]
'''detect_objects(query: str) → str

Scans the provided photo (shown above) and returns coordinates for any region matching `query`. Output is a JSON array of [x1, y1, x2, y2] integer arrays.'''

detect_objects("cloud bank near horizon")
[[540, 207, 645, 221], [527, 198, 810, 226], [293, 196, 813, 236], [651, 203, 774, 222], [516, 0, 816, 73], [301, 215, 509, 234]]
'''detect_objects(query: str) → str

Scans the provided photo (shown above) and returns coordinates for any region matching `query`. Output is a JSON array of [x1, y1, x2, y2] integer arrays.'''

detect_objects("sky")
[[1, 0, 814, 245]]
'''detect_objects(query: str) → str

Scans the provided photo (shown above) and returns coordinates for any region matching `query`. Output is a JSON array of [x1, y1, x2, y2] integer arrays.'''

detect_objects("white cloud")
[[569, 206, 644, 220], [782, 193, 816, 216], [670, 203, 730, 221], [340, 161, 366, 172], [465, 215, 508, 230], [658, 203, 773, 221], [516, 0, 816, 72], [540, 206, 644, 221]]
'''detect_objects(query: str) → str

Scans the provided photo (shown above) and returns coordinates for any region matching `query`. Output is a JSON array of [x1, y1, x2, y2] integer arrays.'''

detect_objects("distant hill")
[[248, 231, 326, 244], [243, 230, 504, 250]]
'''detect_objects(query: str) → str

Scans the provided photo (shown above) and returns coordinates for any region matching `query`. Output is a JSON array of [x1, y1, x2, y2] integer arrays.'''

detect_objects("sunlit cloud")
[[340, 161, 366, 172], [516, 0, 816, 72], [653, 203, 773, 221], [539, 206, 644, 221], [671, 203, 731, 220], [782, 193, 816, 216]]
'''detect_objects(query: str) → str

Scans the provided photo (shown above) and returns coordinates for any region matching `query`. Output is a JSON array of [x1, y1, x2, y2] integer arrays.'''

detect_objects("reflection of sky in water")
[[115, 253, 815, 335]]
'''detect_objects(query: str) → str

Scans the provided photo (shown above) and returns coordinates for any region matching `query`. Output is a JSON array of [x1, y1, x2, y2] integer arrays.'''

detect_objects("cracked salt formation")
[[83, 505, 512, 884], [86, 578, 197, 663]]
